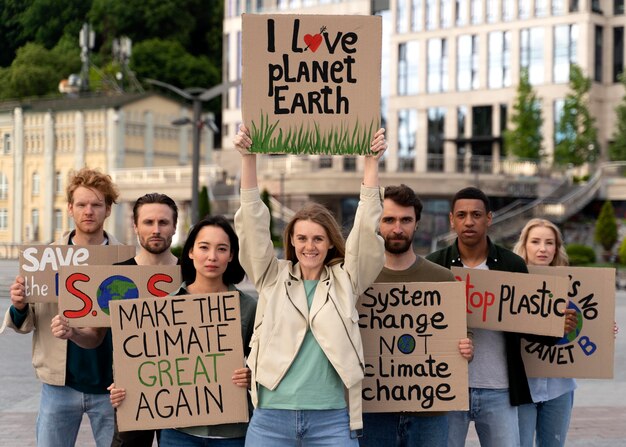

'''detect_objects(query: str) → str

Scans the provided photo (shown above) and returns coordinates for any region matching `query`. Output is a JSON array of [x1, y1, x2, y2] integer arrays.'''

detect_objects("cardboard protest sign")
[[110, 293, 249, 432], [19, 245, 136, 303], [242, 14, 381, 155], [58, 265, 182, 327], [358, 282, 469, 412], [451, 267, 568, 336], [522, 266, 615, 379]]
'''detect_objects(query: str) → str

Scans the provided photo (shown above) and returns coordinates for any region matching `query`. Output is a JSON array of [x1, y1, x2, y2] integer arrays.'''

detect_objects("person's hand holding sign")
[[108, 383, 126, 408], [232, 367, 252, 389], [458, 337, 474, 362], [10, 275, 27, 311], [51, 314, 74, 340], [564, 307, 578, 334]]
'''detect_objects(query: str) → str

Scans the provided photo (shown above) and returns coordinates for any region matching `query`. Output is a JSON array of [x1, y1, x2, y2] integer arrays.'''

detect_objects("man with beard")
[[110, 192, 180, 447], [3, 168, 122, 447], [360, 184, 473, 447]]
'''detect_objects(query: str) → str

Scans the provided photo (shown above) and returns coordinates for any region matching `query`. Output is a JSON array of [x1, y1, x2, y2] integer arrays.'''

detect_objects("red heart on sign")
[[304, 33, 323, 52]]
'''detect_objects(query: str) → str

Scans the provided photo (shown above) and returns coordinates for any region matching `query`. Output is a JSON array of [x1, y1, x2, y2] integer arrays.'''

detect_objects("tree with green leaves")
[[503, 68, 544, 160], [198, 185, 211, 220], [554, 64, 599, 167], [595, 200, 618, 261], [610, 72, 626, 161]]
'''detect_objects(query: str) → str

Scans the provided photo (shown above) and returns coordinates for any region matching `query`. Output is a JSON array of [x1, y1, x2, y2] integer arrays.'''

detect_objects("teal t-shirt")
[[258, 280, 346, 410]]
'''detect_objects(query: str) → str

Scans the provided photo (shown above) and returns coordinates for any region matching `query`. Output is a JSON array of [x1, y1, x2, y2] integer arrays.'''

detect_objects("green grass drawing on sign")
[[249, 113, 378, 155]]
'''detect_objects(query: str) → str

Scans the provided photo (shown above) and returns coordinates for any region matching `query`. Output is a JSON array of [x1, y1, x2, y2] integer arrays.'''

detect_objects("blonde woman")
[[513, 218, 576, 447]]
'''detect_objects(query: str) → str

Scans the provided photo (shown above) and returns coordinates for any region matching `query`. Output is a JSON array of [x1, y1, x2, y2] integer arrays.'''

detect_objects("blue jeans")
[[245, 408, 358, 446], [518, 391, 573, 447], [360, 412, 447, 447], [448, 388, 520, 447], [160, 429, 245, 446], [36, 383, 114, 447]]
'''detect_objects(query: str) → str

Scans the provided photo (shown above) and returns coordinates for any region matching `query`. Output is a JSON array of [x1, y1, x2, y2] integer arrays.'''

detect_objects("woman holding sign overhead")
[[513, 218, 577, 447], [110, 216, 257, 447], [233, 125, 386, 446]]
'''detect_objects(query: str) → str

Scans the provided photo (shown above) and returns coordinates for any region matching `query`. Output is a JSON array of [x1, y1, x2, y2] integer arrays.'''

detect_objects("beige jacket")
[[0, 231, 122, 386], [234, 186, 385, 431]]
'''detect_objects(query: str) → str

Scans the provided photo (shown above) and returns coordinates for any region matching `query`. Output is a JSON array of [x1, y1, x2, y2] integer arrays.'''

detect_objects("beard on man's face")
[[384, 235, 413, 254]]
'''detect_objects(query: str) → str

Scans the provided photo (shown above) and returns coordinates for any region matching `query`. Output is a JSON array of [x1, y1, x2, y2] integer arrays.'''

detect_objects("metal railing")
[[430, 161, 626, 251]]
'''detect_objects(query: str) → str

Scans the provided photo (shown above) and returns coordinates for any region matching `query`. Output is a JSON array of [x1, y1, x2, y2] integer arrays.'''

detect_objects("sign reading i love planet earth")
[[241, 14, 382, 155]]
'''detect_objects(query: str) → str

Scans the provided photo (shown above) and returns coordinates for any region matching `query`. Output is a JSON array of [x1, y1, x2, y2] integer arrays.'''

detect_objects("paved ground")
[[0, 259, 625, 446]]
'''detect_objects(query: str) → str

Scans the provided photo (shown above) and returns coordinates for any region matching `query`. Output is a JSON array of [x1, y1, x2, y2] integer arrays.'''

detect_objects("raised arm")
[[362, 127, 387, 187], [233, 124, 257, 189]]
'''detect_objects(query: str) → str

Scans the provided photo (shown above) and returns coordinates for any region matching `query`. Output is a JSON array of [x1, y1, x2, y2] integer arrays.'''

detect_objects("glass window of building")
[[535, 0, 548, 16], [569, 0, 579, 12], [398, 109, 417, 171], [0, 209, 7, 230], [458, 35, 479, 91], [398, 41, 419, 95], [552, 0, 565, 14], [616, 0, 625, 14], [426, 0, 438, 30], [471, 105, 494, 172], [343, 157, 357, 172], [54, 209, 63, 233], [0, 173, 7, 200], [456, 0, 468, 25], [595, 25, 604, 82], [503, 0, 515, 20], [427, 38, 448, 93], [2, 133, 10, 154], [31, 209, 39, 240], [32, 171, 40, 196], [554, 99, 565, 145], [554, 24, 578, 83], [471, 0, 483, 24], [486, 0, 498, 23], [55, 171, 63, 195], [427, 108, 446, 172], [614, 27, 624, 82], [457, 106, 468, 172], [592, 0, 602, 13], [519, 0, 530, 18], [441, 0, 453, 27], [489, 31, 512, 88], [412, 0, 423, 31], [521, 27, 545, 84], [398, 0, 409, 33]]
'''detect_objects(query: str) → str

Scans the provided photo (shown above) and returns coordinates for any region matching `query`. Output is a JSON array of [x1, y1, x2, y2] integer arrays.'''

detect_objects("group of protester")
[[0, 125, 607, 447]]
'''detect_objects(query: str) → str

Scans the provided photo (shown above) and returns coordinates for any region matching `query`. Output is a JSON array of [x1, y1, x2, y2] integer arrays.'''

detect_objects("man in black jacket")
[[427, 186, 553, 447]]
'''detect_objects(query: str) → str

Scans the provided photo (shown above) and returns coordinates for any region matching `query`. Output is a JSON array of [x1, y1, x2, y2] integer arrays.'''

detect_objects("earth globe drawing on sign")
[[97, 275, 139, 316], [397, 334, 416, 354], [557, 301, 583, 345]]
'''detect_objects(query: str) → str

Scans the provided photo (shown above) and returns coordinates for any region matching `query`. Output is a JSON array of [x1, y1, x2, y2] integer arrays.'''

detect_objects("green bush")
[[619, 238, 626, 265], [170, 245, 183, 259], [565, 243, 596, 265]]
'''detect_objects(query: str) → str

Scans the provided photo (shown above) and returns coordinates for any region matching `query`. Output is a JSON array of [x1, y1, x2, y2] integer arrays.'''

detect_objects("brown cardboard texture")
[[58, 265, 182, 327], [242, 13, 381, 155], [358, 282, 469, 412], [522, 266, 615, 379], [19, 245, 136, 303], [110, 292, 249, 432], [451, 267, 568, 336]]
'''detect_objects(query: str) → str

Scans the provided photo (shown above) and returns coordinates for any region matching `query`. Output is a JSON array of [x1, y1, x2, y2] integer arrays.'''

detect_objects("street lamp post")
[[146, 79, 239, 225]]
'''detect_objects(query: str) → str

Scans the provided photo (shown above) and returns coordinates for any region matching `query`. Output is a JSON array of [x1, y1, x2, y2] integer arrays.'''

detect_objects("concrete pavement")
[[0, 259, 625, 446]]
